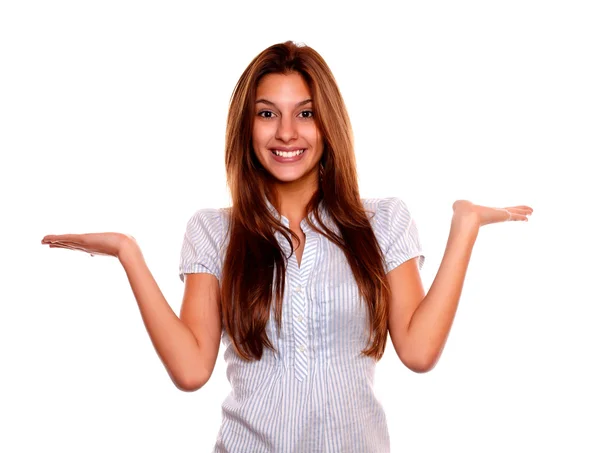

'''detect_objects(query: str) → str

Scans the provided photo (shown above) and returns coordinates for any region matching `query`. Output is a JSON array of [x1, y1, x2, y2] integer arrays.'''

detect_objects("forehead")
[[256, 72, 311, 101]]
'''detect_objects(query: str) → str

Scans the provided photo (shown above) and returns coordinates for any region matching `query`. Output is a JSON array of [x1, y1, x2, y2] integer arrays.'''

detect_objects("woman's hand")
[[452, 200, 533, 227], [41, 232, 136, 260]]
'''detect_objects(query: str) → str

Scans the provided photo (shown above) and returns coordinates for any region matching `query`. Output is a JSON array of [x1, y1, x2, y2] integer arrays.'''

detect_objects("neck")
[[271, 174, 319, 226]]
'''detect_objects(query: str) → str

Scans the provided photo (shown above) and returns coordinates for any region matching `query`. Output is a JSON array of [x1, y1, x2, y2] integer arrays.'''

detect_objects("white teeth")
[[273, 149, 305, 158]]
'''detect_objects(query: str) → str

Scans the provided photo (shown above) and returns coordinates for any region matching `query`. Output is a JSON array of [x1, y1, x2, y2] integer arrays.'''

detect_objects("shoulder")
[[361, 196, 417, 243], [184, 207, 231, 242], [186, 206, 228, 225], [361, 197, 412, 223], [361, 197, 425, 271]]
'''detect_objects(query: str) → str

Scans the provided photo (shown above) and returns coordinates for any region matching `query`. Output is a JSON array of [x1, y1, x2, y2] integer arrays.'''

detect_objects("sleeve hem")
[[385, 253, 425, 274], [179, 264, 220, 283]]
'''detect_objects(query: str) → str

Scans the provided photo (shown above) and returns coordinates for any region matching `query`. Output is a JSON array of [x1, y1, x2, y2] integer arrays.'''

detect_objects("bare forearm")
[[407, 214, 480, 369], [118, 240, 206, 391]]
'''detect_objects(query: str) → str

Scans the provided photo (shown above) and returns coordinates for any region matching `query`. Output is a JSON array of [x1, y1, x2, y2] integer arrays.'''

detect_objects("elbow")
[[173, 370, 210, 393], [400, 351, 439, 374], [407, 361, 436, 374], [175, 380, 203, 393], [392, 333, 442, 374]]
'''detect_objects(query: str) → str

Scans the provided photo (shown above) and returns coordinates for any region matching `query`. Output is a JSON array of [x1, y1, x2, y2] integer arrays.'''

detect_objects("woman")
[[41, 41, 533, 452]]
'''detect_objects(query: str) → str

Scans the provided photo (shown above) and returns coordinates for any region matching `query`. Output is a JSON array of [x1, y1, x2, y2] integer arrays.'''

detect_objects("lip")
[[270, 147, 307, 163], [269, 147, 306, 152]]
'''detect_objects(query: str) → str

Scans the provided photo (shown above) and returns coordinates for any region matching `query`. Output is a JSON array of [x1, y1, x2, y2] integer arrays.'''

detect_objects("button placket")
[[291, 223, 319, 382], [293, 286, 304, 322]]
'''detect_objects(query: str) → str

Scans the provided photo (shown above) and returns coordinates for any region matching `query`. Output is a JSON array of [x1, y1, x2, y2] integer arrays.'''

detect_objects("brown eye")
[[258, 111, 275, 118], [299, 110, 314, 118]]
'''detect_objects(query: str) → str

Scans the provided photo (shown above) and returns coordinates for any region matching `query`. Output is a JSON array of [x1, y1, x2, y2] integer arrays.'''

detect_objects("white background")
[[2, 1, 599, 452]]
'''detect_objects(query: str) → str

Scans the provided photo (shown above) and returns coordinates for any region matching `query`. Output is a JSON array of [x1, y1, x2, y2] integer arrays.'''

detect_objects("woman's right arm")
[[119, 239, 221, 392]]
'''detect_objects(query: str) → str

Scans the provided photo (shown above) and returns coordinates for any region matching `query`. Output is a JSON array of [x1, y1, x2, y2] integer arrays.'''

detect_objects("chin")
[[269, 169, 311, 184]]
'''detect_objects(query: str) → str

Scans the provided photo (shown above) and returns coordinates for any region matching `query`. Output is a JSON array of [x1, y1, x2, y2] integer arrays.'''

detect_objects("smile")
[[271, 149, 306, 158], [270, 148, 307, 163]]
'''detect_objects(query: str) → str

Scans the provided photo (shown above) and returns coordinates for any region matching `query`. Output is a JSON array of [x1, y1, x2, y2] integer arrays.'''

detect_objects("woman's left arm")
[[387, 200, 533, 373]]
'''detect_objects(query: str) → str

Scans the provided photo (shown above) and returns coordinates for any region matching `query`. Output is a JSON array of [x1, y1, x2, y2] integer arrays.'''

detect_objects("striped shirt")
[[179, 197, 425, 453]]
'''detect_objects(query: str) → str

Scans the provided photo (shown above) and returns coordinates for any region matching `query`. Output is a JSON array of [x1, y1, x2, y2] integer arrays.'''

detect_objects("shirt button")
[[299, 345, 305, 352], [294, 285, 302, 293], [297, 315, 304, 322]]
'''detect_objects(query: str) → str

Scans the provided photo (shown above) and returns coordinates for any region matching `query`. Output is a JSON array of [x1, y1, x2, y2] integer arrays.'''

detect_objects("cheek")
[[252, 124, 270, 150], [312, 130, 324, 154], [316, 131, 323, 149], [300, 124, 321, 147]]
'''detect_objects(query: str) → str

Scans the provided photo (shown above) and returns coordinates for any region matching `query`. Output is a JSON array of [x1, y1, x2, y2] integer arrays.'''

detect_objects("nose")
[[275, 115, 297, 142]]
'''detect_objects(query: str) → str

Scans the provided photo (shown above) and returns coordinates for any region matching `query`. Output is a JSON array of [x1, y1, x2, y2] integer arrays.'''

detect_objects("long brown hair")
[[222, 41, 392, 361]]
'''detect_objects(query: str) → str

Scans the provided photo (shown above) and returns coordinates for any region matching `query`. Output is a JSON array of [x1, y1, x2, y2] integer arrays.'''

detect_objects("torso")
[[291, 225, 306, 267], [180, 197, 425, 453]]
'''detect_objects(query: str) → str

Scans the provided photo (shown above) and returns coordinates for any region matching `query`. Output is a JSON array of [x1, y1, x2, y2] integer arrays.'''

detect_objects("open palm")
[[41, 232, 134, 258], [453, 200, 533, 227]]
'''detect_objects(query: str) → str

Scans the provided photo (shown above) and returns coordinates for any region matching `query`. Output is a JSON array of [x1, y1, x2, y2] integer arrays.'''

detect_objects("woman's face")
[[252, 72, 324, 186]]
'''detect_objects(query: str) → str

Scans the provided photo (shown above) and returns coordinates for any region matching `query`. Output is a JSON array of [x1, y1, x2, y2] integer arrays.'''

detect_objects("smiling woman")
[[252, 72, 323, 183], [41, 40, 532, 453]]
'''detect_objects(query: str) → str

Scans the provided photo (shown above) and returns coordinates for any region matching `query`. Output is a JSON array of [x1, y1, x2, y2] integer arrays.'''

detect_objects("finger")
[[42, 234, 84, 244], [49, 242, 90, 253], [52, 241, 113, 256], [49, 244, 84, 252], [501, 209, 529, 221], [505, 206, 533, 212], [507, 213, 529, 222], [503, 208, 533, 218]]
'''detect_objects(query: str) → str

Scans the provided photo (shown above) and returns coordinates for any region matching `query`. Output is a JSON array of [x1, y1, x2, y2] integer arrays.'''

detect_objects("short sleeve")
[[379, 197, 425, 274], [178, 208, 225, 283]]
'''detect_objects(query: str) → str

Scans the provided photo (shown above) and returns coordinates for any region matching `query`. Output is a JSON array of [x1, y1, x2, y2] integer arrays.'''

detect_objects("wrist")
[[118, 237, 143, 266], [451, 211, 480, 238]]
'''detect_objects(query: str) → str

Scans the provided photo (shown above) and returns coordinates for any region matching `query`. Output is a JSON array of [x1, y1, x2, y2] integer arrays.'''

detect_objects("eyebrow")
[[255, 98, 313, 108]]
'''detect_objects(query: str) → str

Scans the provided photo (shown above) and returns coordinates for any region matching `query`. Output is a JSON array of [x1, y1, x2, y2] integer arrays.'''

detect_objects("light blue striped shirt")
[[179, 197, 425, 452]]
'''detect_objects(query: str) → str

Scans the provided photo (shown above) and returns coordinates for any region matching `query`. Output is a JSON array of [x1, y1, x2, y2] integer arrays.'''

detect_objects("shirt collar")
[[265, 197, 327, 231]]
